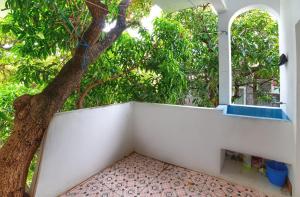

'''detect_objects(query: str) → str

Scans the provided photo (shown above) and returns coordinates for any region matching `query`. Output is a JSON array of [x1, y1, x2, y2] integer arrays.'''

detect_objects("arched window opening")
[[230, 9, 280, 107]]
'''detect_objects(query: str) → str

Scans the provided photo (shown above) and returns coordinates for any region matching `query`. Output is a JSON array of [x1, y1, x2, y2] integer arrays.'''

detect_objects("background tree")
[[231, 9, 279, 105], [76, 18, 190, 109], [167, 7, 279, 107], [167, 5, 219, 107], [0, 0, 151, 195]]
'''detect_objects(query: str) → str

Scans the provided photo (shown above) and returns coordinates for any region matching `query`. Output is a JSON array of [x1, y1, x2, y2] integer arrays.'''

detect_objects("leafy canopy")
[[4, 0, 151, 58], [231, 9, 279, 104], [71, 17, 191, 109]]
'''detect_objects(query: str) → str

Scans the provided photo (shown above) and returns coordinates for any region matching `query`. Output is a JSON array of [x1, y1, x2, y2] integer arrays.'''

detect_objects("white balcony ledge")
[[31, 102, 294, 197]]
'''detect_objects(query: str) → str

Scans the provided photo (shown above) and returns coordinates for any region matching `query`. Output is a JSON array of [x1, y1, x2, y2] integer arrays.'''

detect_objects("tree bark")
[[0, 0, 131, 196], [252, 74, 258, 105]]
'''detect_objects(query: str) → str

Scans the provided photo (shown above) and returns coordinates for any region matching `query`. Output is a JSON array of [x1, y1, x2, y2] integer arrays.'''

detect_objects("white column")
[[218, 14, 231, 105], [295, 19, 300, 197]]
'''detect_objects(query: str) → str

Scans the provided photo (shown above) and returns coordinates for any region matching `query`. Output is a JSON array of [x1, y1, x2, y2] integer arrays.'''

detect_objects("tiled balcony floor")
[[60, 153, 268, 197]]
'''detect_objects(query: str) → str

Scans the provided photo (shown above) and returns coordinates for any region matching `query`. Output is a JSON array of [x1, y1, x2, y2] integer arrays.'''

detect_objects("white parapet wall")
[[33, 102, 296, 196], [133, 103, 294, 174], [33, 103, 134, 197]]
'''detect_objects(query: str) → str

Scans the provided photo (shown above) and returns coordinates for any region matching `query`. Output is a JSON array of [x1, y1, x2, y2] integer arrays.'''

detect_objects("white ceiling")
[[153, 0, 227, 13]]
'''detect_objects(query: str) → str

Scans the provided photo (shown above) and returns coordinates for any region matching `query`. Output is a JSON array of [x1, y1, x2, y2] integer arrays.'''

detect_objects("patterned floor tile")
[[201, 176, 268, 197], [140, 168, 202, 197], [103, 171, 152, 196], [103, 154, 164, 196], [114, 153, 165, 174], [164, 165, 208, 188], [140, 173, 186, 196], [60, 182, 118, 197], [59, 153, 269, 197]]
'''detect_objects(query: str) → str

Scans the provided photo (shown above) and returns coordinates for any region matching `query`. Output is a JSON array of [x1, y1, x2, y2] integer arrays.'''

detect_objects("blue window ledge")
[[217, 105, 290, 121]]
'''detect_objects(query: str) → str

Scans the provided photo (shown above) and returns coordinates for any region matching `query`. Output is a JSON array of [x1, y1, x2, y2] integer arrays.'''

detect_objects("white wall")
[[217, 2, 300, 193], [279, 0, 300, 195], [33, 102, 295, 196], [33, 103, 133, 197], [133, 103, 294, 175], [296, 19, 300, 197], [280, 0, 298, 123]]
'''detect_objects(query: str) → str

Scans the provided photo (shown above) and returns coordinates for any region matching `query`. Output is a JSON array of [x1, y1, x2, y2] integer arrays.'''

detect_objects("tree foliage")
[[231, 10, 279, 105], [167, 7, 279, 106], [4, 0, 151, 58], [167, 5, 219, 107], [72, 17, 190, 109]]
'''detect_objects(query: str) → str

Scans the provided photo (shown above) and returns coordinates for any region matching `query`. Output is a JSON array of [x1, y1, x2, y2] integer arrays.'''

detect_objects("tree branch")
[[81, 0, 108, 45], [42, 0, 109, 99], [257, 78, 274, 86], [88, 0, 131, 62], [77, 65, 138, 108]]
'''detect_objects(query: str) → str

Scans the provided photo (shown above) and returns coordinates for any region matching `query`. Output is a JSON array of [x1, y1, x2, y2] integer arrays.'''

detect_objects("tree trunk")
[[0, 0, 131, 196], [232, 83, 241, 103], [0, 58, 84, 196], [252, 75, 258, 105]]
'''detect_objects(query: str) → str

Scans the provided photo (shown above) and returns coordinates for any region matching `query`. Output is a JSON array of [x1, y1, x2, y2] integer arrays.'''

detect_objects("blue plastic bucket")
[[266, 160, 288, 187]]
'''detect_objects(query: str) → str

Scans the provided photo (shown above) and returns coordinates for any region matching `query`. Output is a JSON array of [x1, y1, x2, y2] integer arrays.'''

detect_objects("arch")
[[228, 4, 279, 30], [218, 1, 281, 105], [229, 6, 280, 106]]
